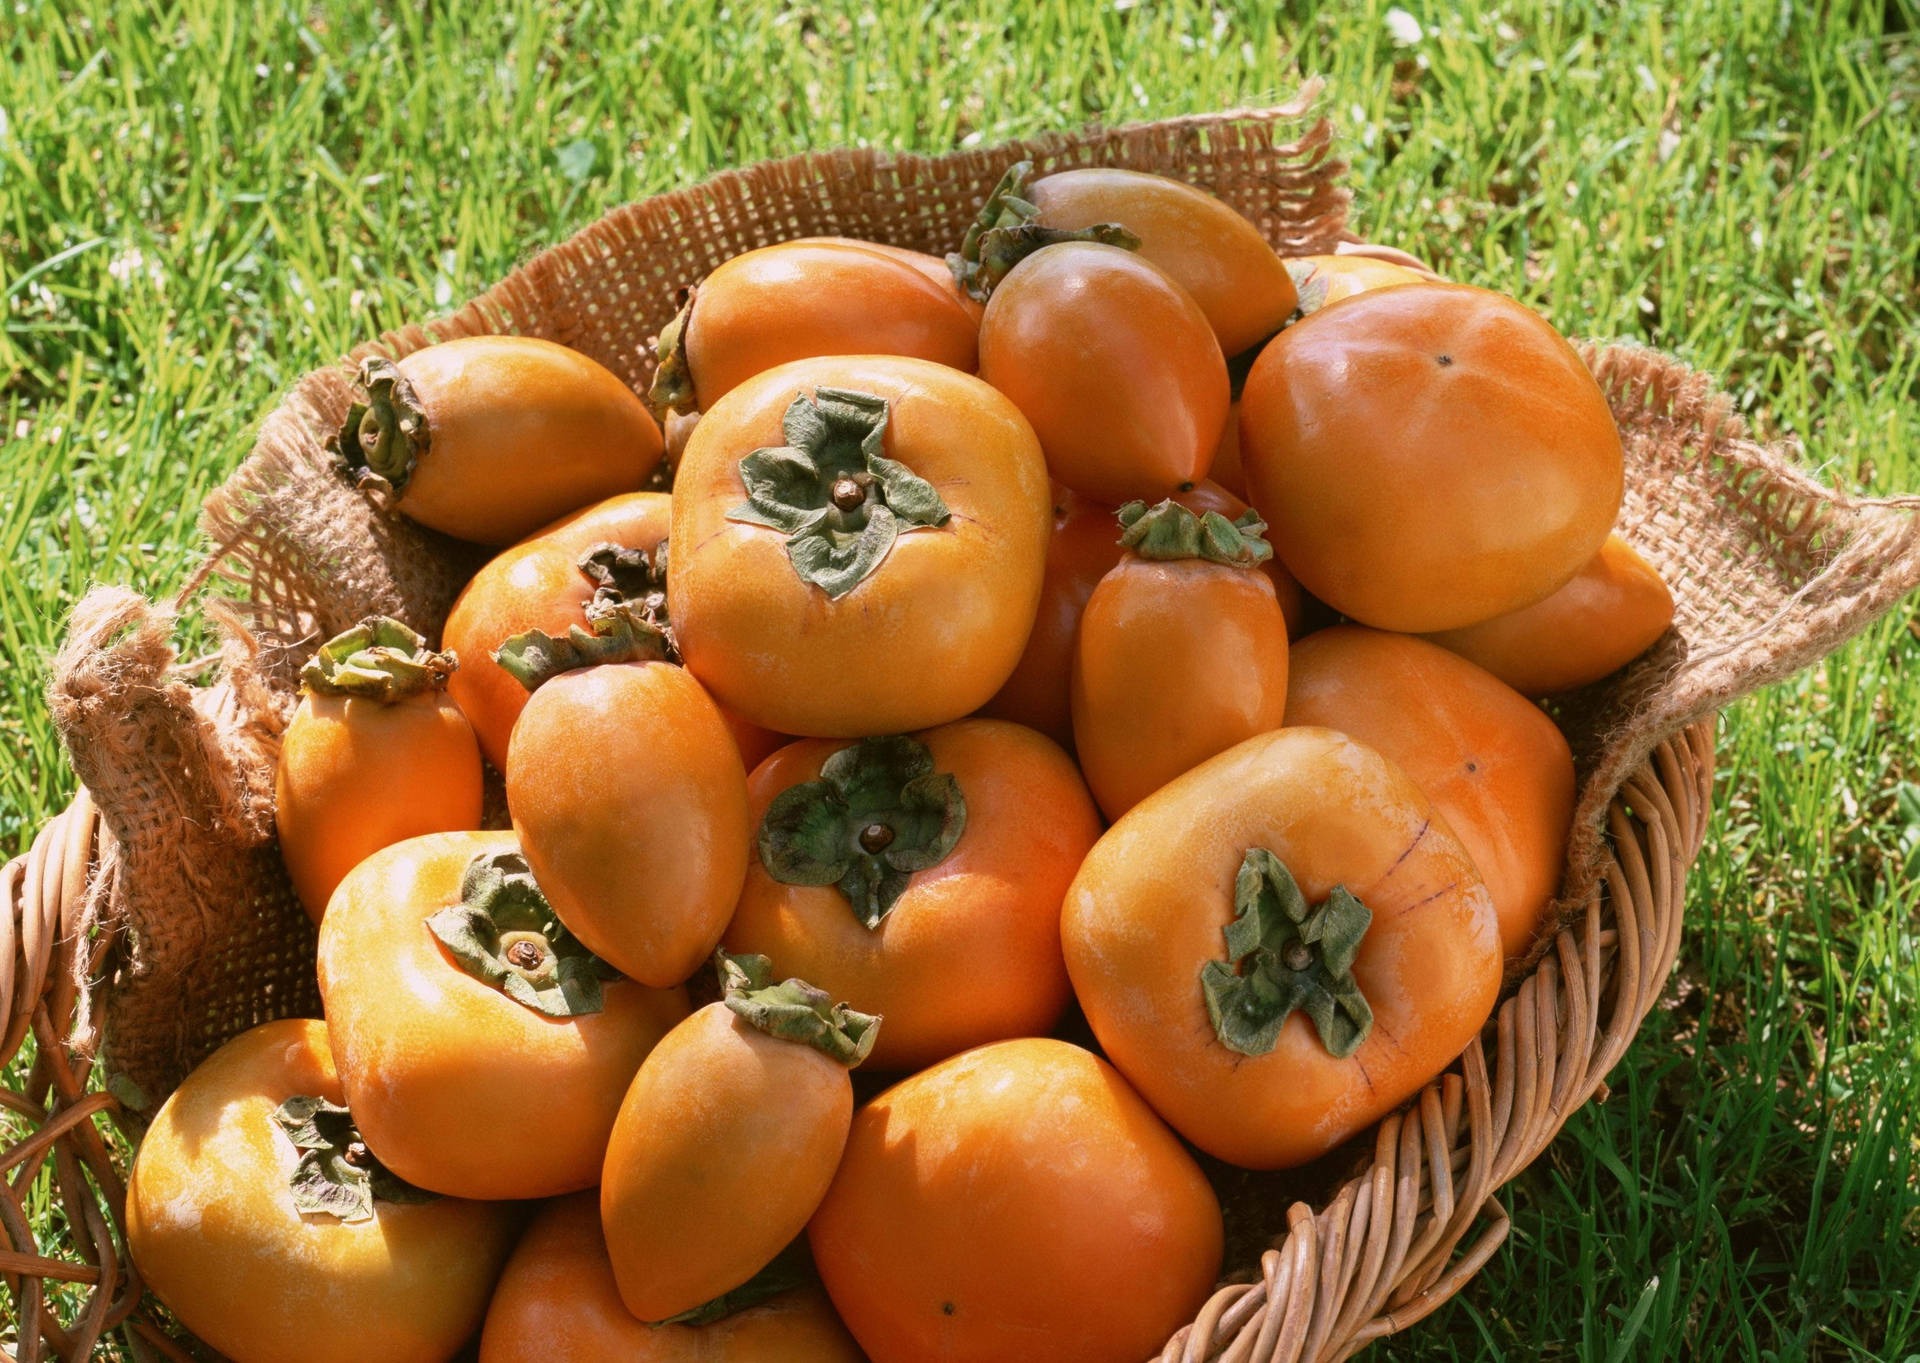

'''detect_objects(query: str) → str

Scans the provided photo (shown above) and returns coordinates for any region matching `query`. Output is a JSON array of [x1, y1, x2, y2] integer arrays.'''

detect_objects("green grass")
[[2, 0, 1917, 1357]]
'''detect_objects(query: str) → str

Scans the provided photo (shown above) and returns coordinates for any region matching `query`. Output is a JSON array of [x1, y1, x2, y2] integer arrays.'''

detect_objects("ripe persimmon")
[[1061, 726, 1502, 1169], [978, 241, 1228, 506], [480, 1194, 863, 1362], [317, 832, 687, 1199], [601, 955, 877, 1323], [952, 162, 1296, 356], [1284, 626, 1576, 961], [125, 1019, 515, 1363], [649, 238, 981, 413], [337, 335, 663, 544], [1072, 499, 1290, 820], [1283, 253, 1429, 317], [273, 617, 482, 924], [809, 1037, 1223, 1363], [1424, 532, 1675, 696], [669, 356, 1050, 737], [1240, 283, 1624, 631], [725, 720, 1100, 1070]]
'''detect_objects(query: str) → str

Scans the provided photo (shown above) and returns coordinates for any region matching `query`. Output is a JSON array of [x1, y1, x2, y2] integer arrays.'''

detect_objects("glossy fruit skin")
[[125, 1019, 516, 1363], [1208, 398, 1248, 497], [978, 242, 1229, 507], [480, 1194, 863, 1363], [441, 491, 782, 772], [671, 355, 1051, 737], [318, 831, 689, 1199], [1240, 283, 1624, 632], [1285, 627, 1576, 961], [274, 689, 482, 924], [682, 239, 981, 410], [809, 1037, 1223, 1363], [508, 661, 751, 987], [1072, 540, 1290, 821], [1424, 533, 1675, 697], [1027, 168, 1297, 355], [725, 719, 1101, 1071], [1285, 253, 1428, 309], [388, 336, 664, 544], [1060, 726, 1502, 1169], [601, 1003, 854, 1322]]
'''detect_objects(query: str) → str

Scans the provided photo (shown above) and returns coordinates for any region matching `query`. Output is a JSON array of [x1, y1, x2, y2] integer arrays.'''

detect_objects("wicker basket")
[[5, 86, 1918, 1362]]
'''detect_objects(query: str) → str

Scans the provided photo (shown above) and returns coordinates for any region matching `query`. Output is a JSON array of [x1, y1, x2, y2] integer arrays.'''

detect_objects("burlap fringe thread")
[[6, 83, 1920, 1363]]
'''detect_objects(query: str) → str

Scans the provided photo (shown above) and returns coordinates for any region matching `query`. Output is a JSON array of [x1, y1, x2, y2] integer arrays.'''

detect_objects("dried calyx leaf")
[[336, 356, 429, 496], [756, 734, 967, 929], [578, 541, 674, 643], [727, 388, 950, 599], [1116, 499, 1273, 568], [946, 160, 1140, 302], [655, 1237, 817, 1326], [1283, 257, 1331, 320], [301, 616, 456, 701], [1200, 848, 1374, 1059], [717, 952, 880, 1067], [426, 851, 622, 1018], [274, 1095, 437, 1222], [494, 606, 671, 692], [647, 286, 698, 413]]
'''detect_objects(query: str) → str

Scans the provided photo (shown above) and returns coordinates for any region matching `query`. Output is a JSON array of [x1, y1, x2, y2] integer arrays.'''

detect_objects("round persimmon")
[[978, 242, 1228, 506], [442, 491, 782, 772], [1285, 626, 1576, 961], [1061, 726, 1502, 1169], [809, 1037, 1223, 1363], [507, 656, 751, 987], [1240, 283, 1624, 631], [1283, 253, 1429, 317], [669, 356, 1050, 737], [649, 238, 981, 413], [725, 720, 1100, 1071], [1072, 500, 1289, 821], [338, 335, 663, 545], [1424, 532, 1675, 696], [318, 832, 688, 1199], [125, 1019, 516, 1363], [480, 1194, 863, 1363], [601, 955, 876, 1323], [274, 618, 482, 924], [1012, 166, 1298, 355]]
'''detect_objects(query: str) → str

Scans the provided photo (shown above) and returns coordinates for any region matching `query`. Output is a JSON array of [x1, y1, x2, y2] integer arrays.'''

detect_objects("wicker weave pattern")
[[6, 89, 1920, 1361]]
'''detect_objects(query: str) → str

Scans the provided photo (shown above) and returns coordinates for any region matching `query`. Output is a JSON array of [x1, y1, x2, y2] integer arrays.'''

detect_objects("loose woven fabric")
[[16, 84, 1920, 1360]]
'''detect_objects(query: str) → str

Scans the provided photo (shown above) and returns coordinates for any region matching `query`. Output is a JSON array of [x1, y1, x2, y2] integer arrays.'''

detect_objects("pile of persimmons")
[[121, 163, 1674, 1363]]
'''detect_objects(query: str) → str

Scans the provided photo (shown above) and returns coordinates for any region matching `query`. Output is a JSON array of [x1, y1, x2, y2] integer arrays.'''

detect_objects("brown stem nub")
[[858, 822, 895, 853]]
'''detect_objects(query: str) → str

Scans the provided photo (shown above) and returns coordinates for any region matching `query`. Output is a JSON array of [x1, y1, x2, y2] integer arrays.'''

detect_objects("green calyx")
[[947, 160, 1141, 302], [647, 287, 697, 413], [274, 1095, 437, 1221], [337, 356, 429, 496], [654, 1238, 816, 1327], [426, 851, 622, 1018], [718, 953, 880, 1067], [756, 735, 966, 929], [495, 542, 677, 689], [727, 387, 950, 600], [1116, 499, 1273, 567], [301, 616, 456, 700], [1200, 848, 1374, 1059]]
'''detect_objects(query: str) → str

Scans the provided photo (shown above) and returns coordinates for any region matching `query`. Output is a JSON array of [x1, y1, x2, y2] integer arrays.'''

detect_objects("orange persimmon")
[[274, 617, 482, 924]]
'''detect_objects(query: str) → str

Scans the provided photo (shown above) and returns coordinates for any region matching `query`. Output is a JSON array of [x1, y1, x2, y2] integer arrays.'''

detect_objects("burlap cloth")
[[45, 85, 1920, 1144]]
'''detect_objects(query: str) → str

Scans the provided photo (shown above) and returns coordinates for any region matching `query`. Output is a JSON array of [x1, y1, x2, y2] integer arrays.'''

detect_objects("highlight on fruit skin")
[[335, 334, 665, 545]]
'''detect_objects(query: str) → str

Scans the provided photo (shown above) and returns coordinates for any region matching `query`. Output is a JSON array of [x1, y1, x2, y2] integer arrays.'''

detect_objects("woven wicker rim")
[[1, 720, 1714, 1361]]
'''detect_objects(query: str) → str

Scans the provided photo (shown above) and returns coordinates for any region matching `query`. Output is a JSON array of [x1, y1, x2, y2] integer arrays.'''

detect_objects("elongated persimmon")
[[1423, 532, 1675, 696], [338, 335, 663, 544], [1072, 499, 1289, 820], [601, 955, 877, 1323], [649, 238, 981, 413], [125, 1019, 515, 1363], [274, 617, 482, 923], [1061, 726, 1502, 1169]]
